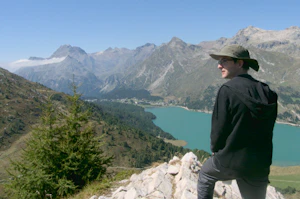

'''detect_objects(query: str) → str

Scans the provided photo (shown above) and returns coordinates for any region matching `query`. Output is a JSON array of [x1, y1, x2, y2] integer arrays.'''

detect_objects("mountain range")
[[4, 26, 300, 124]]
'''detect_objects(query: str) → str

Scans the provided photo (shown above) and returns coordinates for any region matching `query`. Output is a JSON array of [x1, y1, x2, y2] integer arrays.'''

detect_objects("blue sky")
[[1, 0, 299, 62]]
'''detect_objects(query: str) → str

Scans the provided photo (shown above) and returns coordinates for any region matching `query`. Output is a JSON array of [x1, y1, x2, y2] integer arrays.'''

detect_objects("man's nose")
[[217, 64, 223, 69]]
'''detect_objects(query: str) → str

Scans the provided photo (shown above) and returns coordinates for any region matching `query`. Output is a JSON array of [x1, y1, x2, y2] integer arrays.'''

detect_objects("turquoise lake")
[[145, 106, 300, 167]]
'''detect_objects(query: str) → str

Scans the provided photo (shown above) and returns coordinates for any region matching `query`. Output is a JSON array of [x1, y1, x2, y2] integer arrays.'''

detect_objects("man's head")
[[209, 45, 259, 79]]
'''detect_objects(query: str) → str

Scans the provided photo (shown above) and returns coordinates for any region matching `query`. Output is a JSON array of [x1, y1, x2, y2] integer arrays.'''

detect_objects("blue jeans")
[[197, 157, 269, 199]]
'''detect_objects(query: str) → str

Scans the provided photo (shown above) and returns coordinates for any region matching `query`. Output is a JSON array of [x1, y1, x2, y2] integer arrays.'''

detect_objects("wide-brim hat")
[[209, 44, 259, 71]]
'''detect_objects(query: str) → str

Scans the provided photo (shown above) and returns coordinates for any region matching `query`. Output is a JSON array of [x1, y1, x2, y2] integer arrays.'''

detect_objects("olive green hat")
[[209, 44, 259, 71]]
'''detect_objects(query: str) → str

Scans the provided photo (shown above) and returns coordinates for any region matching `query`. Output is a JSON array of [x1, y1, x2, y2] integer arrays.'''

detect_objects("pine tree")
[[6, 85, 113, 198]]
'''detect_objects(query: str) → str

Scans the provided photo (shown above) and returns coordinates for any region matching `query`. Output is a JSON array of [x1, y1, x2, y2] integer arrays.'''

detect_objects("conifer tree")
[[6, 85, 113, 198]]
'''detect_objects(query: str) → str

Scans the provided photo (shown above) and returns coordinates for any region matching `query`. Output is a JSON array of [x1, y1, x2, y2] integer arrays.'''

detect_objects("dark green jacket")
[[211, 74, 278, 177]]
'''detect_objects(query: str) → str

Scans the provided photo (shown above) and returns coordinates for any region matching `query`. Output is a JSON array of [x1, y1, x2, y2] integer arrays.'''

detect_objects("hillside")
[[91, 101, 173, 139], [0, 67, 52, 150], [0, 67, 210, 198]]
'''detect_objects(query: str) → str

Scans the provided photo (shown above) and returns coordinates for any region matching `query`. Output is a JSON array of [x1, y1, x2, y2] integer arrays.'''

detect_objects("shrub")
[[5, 85, 113, 198], [276, 186, 296, 195]]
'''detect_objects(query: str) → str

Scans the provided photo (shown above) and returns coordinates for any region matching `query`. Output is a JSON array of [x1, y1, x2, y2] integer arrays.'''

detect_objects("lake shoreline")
[[146, 105, 300, 127], [178, 105, 300, 127]]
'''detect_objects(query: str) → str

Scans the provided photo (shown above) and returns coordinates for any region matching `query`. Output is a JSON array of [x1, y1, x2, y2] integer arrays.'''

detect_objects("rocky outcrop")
[[92, 152, 284, 199]]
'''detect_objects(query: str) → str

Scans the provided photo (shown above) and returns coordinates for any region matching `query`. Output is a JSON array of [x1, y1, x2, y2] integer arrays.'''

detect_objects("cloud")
[[4, 57, 66, 72]]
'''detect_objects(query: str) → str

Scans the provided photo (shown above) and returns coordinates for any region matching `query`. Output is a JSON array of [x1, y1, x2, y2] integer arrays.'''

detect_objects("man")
[[197, 45, 278, 199]]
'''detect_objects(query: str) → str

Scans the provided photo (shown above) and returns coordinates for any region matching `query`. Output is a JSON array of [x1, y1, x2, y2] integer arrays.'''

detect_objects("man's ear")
[[237, 60, 244, 68]]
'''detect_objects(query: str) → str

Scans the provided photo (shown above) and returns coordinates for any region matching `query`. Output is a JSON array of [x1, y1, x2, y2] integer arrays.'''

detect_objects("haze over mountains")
[[4, 26, 300, 124]]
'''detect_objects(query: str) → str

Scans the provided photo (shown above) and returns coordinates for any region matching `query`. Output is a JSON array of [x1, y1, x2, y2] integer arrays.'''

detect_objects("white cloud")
[[3, 57, 66, 72]]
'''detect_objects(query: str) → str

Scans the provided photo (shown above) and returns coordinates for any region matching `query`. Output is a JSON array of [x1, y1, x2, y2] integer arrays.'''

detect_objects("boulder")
[[93, 152, 284, 199]]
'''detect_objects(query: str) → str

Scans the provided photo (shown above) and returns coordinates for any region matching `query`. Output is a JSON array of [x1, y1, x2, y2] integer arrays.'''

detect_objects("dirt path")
[[270, 179, 300, 183]]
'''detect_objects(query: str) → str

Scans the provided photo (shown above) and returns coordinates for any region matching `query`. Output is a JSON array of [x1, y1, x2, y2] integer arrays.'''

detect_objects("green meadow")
[[269, 166, 300, 198]]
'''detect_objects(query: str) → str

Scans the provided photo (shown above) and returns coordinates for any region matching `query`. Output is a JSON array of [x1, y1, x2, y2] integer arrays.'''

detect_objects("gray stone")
[[98, 196, 110, 199], [167, 164, 180, 175], [97, 152, 285, 199]]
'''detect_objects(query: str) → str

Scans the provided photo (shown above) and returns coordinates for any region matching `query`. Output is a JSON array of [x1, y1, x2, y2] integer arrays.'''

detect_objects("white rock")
[[98, 196, 110, 199], [129, 173, 139, 182], [169, 156, 180, 165], [167, 164, 180, 175], [180, 189, 197, 199], [215, 180, 241, 199], [181, 152, 198, 164], [112, 186, 127, 196], [118, 179, 129, 184], [97, 152, 285, 199], [124, 187, 141, 199], [147, 190, 167, 198], [174, 177, 197, 199], [266, 186, 285, 199]]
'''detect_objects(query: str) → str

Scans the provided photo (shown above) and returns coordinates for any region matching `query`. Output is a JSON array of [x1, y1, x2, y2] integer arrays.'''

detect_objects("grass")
[[270, 166, 300, 190], [270, 165, 300, 176], [269, 165, 300, 199], [67, 169, 139, 199], [0, 132, 31, 198], [66, 179, 112, 199], [269, 175, 300, 190], [163, 138, 187, 147], [0, 132, 30, 180]]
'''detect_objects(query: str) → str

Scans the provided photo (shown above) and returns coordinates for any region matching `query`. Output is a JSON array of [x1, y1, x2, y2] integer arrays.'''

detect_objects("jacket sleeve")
[[210, 86, 232, 152]]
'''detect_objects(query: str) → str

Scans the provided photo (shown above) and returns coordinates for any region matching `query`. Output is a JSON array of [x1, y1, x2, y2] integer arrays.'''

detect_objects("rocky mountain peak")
[[236, 26, 264, 37], [135, 43, 156, 53], [168, 37, 187, 48], [286, 26, 300, 30], [169, 37, 184, 43], [105, 47, 113, 52], [143, 43, 156, 47], [50, 44, 87, 58], [103, 47, 131, 54], [137, 43, 156, 49], [234, 25, 300, 43]]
